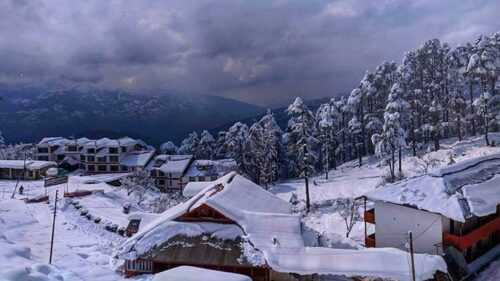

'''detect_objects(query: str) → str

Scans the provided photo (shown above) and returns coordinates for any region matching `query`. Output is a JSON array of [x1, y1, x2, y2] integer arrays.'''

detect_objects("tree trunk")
[[398, 147, 402, 174], [470, 81, 476, 136]]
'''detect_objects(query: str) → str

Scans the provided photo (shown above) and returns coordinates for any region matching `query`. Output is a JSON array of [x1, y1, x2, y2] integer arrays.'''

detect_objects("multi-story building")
[[35, 137, 155, 174], [35, 137, 92, 164], [79, 137, 153, 174]]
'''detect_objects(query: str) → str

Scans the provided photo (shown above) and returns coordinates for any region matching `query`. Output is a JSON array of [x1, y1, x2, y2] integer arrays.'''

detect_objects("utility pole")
[[304, 144, 310, 213], [408, 231, 416, 281], [49, 190, 58, 264]]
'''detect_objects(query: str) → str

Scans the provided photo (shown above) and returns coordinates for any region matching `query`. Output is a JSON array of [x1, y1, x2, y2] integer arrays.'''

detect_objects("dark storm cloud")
[[0, 0, 499, 105]]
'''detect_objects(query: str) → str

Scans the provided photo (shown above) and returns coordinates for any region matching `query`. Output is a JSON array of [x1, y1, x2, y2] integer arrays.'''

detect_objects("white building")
[[362, 153, 500, 264], [0, 160, 57, 180], [35, 137, 155, 174]]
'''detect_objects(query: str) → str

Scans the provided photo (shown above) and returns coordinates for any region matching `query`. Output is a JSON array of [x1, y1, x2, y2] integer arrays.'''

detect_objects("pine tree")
[[316, 100, 339, 178], [196, 130, 215, 159], [160, 141, 178, 155], [285, 97, 318, 178], [177, 131, 199, 155], [223, 122, 249, 171], [372, 83, 408, 181]]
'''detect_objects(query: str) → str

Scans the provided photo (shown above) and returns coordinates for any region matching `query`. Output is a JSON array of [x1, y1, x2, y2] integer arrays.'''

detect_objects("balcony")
[[443, 216, 500, 251], [364, 208, 375, 224], [365, 233, 376, 248]]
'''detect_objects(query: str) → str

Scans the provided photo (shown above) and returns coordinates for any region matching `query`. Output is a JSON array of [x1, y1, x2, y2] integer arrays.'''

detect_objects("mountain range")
[[0, 88, 264, 146]]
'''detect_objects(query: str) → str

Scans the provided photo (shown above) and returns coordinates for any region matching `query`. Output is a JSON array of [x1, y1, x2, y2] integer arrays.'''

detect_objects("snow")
[[120, 150, 155, 167], [184, 159, 238, 178], [148, 154, 193, 175], [463, 174, 500, 217], [152, 266, 252, 281], [266, 247, 446, 281], [183, 181, 213, 197], [365, 152, 500, 222], [117, 172, 446, 281], [0, 160, 57, 170]]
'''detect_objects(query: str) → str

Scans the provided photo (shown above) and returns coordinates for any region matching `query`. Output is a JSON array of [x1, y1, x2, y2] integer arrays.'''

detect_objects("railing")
[[443, 216, 500, 251], [365, 233, 376, 248], [364, 208, 375, 224]]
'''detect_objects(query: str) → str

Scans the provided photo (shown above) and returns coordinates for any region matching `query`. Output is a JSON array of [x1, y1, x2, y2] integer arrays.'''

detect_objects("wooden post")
[[409, 231, 416, 281], [49, 190, 58, 264], [363, 197, 367, 244]]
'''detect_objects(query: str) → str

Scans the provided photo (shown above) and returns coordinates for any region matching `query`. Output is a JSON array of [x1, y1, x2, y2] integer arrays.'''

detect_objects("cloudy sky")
[[1, 0, 499, 106]]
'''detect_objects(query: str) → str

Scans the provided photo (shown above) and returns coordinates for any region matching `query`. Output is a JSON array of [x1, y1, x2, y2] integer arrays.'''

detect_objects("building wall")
[[375, 201, 444, 254]]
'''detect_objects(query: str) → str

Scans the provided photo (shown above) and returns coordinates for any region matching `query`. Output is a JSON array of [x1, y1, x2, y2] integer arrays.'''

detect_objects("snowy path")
[[0, 179, 149, 281]]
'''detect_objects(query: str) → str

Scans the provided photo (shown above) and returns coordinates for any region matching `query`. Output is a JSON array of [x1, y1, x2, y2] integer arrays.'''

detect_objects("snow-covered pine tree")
[[286, 97, 318, 178], [347, 87, 365, 166], [196, 130, 215, 159], [372, 83, 408, 182], [245, 122, 267, 185], [258, 110, 283, 183], [177, 131, 199, 155], [214, 131, 227, 159], [160, 141, 178, 155], [474, 91, 493, 145], [316, 100, 339, 178], [223, 122, 249, 172]]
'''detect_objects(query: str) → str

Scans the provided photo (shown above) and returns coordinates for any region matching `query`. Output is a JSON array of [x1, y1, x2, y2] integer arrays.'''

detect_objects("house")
[[148, 155, 194, 191], [361, 153, 500, 266], [0, 160, 57, 180], [116, 172, 446, 281], [183, 159, 238, 183], [148, 156, 237, 192]]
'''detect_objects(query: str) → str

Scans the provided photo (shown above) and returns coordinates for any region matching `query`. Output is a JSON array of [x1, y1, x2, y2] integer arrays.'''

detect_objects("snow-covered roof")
[[116, 172, 300, 260], [365, 152, 500, 222], [183, 181, 213, 197], [117, 172, 445, 280], [120, 150, 155, 167], [152, 266, 252, 281], [38, 137, 93, 146], [148, 155, 193, 175], [0, 160, 57, 170], [185, 159, 237, 177], [83, 137, 144, 148]]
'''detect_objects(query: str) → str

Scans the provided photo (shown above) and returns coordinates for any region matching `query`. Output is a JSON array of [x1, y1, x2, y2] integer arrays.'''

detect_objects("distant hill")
[[0, 88, 264, 146]]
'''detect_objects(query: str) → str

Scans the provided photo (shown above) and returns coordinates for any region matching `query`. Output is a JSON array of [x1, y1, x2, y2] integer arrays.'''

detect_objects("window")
[[38, 156, 49, 161], [211, 176, 218, 181], [98, 165, 107, 172], [109, 147, 119, 154], [57, 155, 64, 161], [189, 176, 196, 181], [87, 148, 96, 154], [87, 165, 95, 171], [110, 165, 119, 172], [97, 156, 107, 163], [37, 147, 49, 153], [121, 166, 128, 172], [158, 171, 165, 177], [80, 155, 85, 161], [87, 156, 95, 162], [109, 156, 119, 162], [158, 179, 165, 186], [67, 145, 77, 152], [121, 146, 127, 153]]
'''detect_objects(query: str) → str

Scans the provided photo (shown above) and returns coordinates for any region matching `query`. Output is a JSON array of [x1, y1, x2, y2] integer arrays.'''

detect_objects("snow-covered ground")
[[271, 133, 500, 246], [1, 134, 500, 281], [0, 175, 154, 281]]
